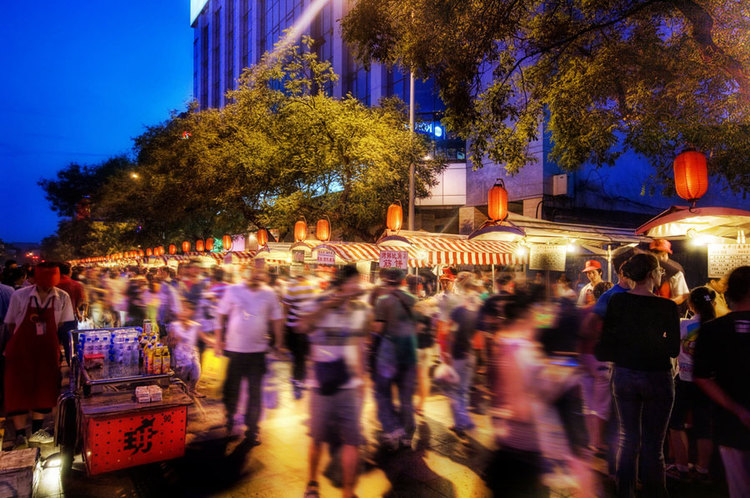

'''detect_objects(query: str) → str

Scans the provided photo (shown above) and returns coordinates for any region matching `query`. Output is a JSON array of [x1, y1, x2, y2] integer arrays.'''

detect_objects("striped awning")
[[223, 250, 258, 263], [379, 234, 525, 267], [312, 242, 381, 262]]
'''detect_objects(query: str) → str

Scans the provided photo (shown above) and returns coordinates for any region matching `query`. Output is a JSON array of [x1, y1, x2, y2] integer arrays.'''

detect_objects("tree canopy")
[[341, 0, 750, 191], [40, 39, 443, 258]]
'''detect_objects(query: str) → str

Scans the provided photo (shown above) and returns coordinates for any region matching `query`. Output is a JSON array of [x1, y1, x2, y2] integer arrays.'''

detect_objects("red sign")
[[83, 406, 187, 475]]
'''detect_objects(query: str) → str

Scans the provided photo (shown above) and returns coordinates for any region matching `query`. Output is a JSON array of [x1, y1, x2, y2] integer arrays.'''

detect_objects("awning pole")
[[607, 245, 613, 282], [492, 264, 495, 289]]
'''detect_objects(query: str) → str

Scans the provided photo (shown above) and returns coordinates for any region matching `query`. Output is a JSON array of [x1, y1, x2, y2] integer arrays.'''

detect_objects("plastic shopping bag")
[[200, 349, 229, 395]]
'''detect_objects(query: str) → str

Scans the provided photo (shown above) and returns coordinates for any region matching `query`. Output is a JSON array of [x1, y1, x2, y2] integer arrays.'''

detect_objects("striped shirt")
[[282, 278, 319, 328]]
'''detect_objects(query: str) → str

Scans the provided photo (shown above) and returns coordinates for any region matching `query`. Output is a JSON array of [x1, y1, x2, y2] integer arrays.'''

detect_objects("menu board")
[[529, 244, 567, 272], [707, 244, 750, 278], [379, 250, 409, 269]]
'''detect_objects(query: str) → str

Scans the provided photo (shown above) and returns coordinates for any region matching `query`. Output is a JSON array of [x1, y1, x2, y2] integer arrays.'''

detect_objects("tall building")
[[191, 0, 747, 234]]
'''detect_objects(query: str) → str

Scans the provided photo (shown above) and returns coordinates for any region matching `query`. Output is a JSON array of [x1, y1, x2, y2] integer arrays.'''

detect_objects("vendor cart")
[[55, 327, 192, 475]]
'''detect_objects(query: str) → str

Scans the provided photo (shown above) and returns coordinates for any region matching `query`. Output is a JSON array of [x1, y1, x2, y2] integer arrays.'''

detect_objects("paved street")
[[34, 361, 496, 498]]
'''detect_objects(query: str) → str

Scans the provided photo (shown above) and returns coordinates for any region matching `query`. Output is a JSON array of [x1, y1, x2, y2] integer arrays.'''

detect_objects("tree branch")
[[671, 0, 750, 100]]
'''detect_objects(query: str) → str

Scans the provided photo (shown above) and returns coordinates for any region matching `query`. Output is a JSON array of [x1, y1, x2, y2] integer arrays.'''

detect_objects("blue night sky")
[[0, 1, 193, 243]]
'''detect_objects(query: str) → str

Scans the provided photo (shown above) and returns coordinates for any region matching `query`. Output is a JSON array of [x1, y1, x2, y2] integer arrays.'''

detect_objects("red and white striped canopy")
[[379, 234, 525, 267], [313, 242, 381, 262]]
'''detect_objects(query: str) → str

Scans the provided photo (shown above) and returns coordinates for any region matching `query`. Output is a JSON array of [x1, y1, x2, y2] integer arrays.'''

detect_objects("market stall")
[[56, 327, 192, 475]]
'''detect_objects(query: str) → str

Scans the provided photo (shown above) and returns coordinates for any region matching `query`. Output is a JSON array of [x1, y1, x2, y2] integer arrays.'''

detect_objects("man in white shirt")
[[578, 260, 604, 307], [649, 239, 690, 305], [214, 267, 283, 445]]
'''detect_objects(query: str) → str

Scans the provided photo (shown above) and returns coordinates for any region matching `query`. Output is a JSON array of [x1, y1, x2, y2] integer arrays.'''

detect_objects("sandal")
[[304, 480, 320, 497]]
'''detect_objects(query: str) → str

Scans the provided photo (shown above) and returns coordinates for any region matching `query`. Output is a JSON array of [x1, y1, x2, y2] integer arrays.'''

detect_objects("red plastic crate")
[[83, 405, 187, 475]]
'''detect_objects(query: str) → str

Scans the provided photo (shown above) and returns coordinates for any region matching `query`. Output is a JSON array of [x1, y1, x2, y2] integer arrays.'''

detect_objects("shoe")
[[399, 436, 412, 450], [245, 431, 261, 446], [666, 465, 691, 482], [28, 429, 54, 445], [304, 480, 320, 497], [449, 426, 467, 439]]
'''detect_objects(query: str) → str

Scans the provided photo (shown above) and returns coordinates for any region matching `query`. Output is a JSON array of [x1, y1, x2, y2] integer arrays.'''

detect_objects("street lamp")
[[130, 172, 140, 180]]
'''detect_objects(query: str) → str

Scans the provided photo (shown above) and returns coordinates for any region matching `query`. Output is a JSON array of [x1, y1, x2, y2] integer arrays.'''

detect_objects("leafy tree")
[[38, 155, 135, 217], [341, 0, 750, 191]]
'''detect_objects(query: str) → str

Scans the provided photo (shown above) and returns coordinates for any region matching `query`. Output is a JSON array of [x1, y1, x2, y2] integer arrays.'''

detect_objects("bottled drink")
[[161, 346, 171, 374]]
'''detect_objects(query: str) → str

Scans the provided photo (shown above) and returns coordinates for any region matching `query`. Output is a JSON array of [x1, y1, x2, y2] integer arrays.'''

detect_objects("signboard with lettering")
[[708, 244, 750, 278], [292, 250, 305, 263], [529, 245, 567, 272], [84, 406, 187, 475], [379, 250, 409, 269], [316, 249, 335, 265]]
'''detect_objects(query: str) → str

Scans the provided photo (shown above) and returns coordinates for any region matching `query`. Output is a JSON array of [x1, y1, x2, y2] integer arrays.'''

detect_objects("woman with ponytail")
[[668, 286, 716, 482], [596, 253, 680, 497]]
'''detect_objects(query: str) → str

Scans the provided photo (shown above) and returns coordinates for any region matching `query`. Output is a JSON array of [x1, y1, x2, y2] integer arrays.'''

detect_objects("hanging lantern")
[[146, 248, 153, 257], [182, 241, 191, 253], [196, 239, 205, 252], [205, 238, 214, 251], [168, 244, 176, 255], [316, 219, 330, 241], [386, 202, 403, 231], [222, 235, 232, 251], [257, 229, 268, 247], [294, 220, 307, 242], [488, 179, 509, 222], [138, 249, 144, 257], [674, 150, 708, 204]]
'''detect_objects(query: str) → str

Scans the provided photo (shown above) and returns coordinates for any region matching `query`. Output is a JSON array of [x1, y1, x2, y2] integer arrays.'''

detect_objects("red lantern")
[[168, 244, 176, 255], [316, 219, 330, 241], [674, 150, 708, 203], [257, 229, 268, 247], [182, 241, 191, 253], [205, 238, 214, 251], [488, 179, 508, 222], [146, 248, 153, 257], [387, 203, 403, 231], [294, 220, 307, 242], [223, 235, 232, 251], [196, 240, 205, 252]]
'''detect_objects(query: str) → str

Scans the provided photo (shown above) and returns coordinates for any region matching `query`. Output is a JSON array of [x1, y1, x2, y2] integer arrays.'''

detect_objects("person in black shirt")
[[596, 253, 679, 498], [693, 266, 750, 498]]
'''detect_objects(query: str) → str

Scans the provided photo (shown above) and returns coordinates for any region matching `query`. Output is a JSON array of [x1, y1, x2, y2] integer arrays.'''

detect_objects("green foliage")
[[342, 0, 750, 191], [40, 39, 443, 255]]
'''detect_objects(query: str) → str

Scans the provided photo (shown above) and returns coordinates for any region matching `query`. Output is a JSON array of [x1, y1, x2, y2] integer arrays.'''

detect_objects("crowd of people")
[[0, 238, 748, 497]]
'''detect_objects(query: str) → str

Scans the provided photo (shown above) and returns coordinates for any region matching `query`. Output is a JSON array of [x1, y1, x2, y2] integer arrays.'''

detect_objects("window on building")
[[212, 7, 222, 107], [201, 24, 209, 109], [193, 36, 200, 103], [311, 0, 334, 95], [226, 0, 234, 94]]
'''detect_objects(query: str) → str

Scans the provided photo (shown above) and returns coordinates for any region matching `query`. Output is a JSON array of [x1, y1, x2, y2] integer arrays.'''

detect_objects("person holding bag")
[[372, 268, 418, 450], [298, 265, 370, 498]]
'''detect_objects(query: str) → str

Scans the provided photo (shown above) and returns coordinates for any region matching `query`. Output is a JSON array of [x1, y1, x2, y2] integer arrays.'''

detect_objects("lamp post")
[[408, 70, 415, 231]]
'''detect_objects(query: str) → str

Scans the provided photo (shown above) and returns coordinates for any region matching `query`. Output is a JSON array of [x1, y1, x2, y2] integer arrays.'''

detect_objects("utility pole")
[[408, 70, 415, 231]]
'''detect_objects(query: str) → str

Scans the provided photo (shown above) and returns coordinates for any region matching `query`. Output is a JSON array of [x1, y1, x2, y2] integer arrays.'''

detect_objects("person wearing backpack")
[[372, 268, 418, 450]]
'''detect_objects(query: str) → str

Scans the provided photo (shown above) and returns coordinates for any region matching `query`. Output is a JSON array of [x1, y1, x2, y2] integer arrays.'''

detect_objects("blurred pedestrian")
[[214, 267, 283, 445], [668, 286, 716, 482], [372, 268, 418, 449], [694, 266, 750, 498], [596, 253, 680, 498], [299, 265, 369, 498]]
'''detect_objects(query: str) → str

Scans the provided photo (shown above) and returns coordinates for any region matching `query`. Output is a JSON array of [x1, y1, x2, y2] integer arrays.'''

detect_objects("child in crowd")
[[168, 301, 211, 397]]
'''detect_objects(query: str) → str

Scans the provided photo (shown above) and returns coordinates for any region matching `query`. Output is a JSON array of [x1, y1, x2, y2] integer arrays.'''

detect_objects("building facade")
[[191, 0, 747, 235]]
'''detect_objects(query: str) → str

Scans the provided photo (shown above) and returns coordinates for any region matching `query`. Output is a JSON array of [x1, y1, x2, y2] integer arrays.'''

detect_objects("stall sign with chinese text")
[[317, 249, 335, 265], [529, 245, 567, 272], [708, 244, 750, 278], [379, 250, 408, 269]]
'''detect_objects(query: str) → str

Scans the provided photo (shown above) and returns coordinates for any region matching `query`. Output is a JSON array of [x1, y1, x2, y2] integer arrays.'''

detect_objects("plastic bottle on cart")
[[153, 346, 163, 375], [161, 346, 171, 374], [143, 319, 153, 336]]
